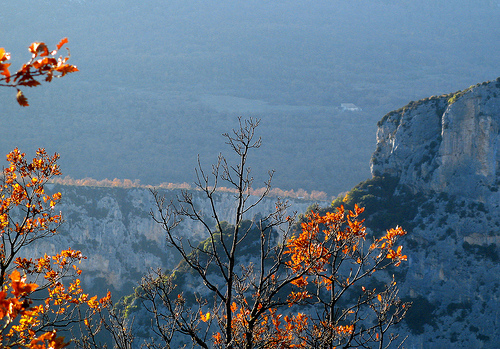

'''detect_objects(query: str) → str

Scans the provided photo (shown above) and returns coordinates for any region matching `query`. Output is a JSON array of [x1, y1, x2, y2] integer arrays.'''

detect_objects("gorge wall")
[[23, 184, 319, 297]]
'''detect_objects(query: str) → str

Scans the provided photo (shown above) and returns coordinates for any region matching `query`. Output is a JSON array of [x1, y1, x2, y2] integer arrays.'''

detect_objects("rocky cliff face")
[[23, 184, 319, 297], [365, 78, 500, 348], [372, 78, 500, 204]]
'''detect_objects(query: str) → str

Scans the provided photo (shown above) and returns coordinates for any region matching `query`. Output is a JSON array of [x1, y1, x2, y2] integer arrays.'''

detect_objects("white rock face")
[[22, 185, 320, 295], [372, 78, 500, 203]]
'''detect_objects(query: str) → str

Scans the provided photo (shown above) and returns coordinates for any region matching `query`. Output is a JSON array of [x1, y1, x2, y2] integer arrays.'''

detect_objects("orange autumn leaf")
[[56, 37, 69, 51], [9, 269, 38, 297], [54, 63, 79, 76], [213, 332, 222, 344], [200, 311, 211, 322], [0, 48, 10, 61], [290, 276, 308, 288], [16, 89, 29, 107], [28, 42, 49, 57], [99, 291, 112, 306], [29, 329, 70, 349], [230, 302, 238, 313], [0, 62, 11, 80]]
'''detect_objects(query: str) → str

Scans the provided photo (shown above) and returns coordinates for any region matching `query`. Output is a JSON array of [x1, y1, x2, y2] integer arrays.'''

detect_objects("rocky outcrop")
[[372, 78, 500, 204]]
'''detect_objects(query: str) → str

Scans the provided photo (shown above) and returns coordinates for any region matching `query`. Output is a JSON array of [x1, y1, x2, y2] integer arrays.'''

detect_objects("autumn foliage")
[[0, 38, 78, 106], [0, 149, 111, 348], [281, 206, 409, 348], [203, 207, 408, 349]]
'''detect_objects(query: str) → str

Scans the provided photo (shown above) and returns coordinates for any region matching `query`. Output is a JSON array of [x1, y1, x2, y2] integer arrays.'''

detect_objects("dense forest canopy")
[[1, 0, 498, 195]]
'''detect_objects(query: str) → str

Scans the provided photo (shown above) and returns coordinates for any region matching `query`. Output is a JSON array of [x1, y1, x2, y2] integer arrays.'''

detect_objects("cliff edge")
[[372, 77, 500, 204]]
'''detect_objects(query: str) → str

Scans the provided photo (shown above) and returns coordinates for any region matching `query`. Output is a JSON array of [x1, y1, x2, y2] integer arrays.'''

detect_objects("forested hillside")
[[1, 0, 499, 195]]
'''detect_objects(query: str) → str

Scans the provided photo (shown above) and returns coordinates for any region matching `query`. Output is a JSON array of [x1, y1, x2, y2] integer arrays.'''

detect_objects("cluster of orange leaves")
[[0, 148, 62, 245], [372, 227, 408, 266], [285, 205, 368, 291], [311, 320, 355, 345], [204, 205, 407, 348], [285, 205, 407, 290], [0, 38, 78, 106], [0, 148, 111, 348], [211, 300, 309, 349], [210, 300, 353, 349], [0, 270, 67, 348], [15, 249, 111, 311], [0, 261, 111, 348], [265, 309, 308, 348]]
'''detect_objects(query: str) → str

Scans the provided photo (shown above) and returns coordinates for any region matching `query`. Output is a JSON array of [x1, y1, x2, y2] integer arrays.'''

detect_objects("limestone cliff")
[[372, 77, 500, 203], [337, 78, 500, 348]]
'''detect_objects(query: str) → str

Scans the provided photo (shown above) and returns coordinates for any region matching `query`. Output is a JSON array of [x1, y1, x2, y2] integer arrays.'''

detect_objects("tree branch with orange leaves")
[[0, 38, 78, 106]]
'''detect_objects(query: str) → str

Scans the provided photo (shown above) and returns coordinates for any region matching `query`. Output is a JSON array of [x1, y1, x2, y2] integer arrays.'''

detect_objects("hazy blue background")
[[1, 0, 499, 196]]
